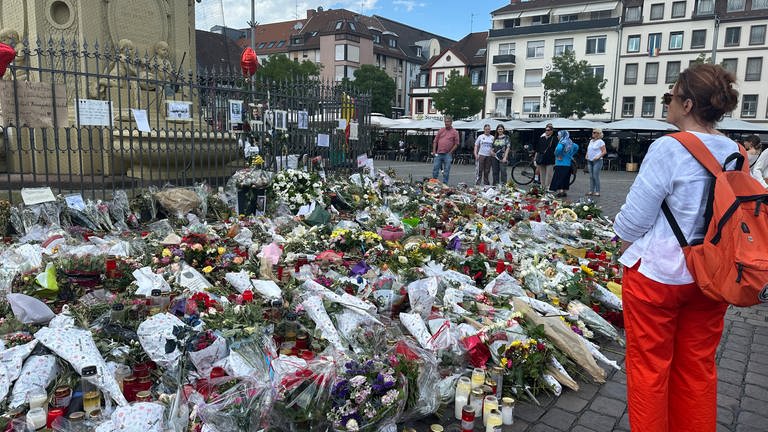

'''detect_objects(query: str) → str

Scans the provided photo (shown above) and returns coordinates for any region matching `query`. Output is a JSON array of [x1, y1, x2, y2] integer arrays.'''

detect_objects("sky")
[[194, 0, 498, 42]]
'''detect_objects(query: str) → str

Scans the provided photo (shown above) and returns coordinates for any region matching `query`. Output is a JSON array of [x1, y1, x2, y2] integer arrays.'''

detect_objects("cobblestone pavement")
[[381, 162, 768, 432]]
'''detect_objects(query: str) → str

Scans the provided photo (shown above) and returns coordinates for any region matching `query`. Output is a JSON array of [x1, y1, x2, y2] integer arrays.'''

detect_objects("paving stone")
[[568, 426, 598, 432], [589, 396, 626, 417], [722, 342, 750, 355], [617, 412, 630, 430], [739, 396, 764, 414], [744, 371, 768, 387], [507, 419, 530, 432], [553, 392, 590, 413], [596, 381, 626, 400], [718, 394, 740, 411], [719, 358, 747, 373], [529, 423, 561, 432], [726, 335, 751, 347], [721, 349, 749, 363], [735, 426, 766, 432], [515, 403, 548, 424], [737, 411, 768, 429], [750, 343, 768, 354], [718, 368, 745, 386], [718, 406, 735, 425], [539, 408, 577, 430], [575, 410, 617, 431], [752, 333, 768, 345], [744, 384, 768, 400], [574, 382, 600, 399], [729, 326, 753, 338], [718, 382, 743, 399], [718, 423, 734, 432]]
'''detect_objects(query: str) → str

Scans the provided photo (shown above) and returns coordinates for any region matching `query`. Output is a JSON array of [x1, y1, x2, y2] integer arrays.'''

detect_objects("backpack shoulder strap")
[[668, 131, 723, 176]]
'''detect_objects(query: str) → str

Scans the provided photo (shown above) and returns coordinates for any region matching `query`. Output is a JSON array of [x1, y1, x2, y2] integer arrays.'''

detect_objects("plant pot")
[[625, 162, 639, 172]]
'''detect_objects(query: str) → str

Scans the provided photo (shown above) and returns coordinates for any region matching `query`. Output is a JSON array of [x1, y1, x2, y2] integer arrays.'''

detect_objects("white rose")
[[398, 256, 408, 264]]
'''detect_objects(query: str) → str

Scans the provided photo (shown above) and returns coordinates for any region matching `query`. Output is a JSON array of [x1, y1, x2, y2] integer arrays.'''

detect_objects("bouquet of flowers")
[[270, 356, 337, 431], [271, 169, 324, 212], [232, 167, 272, 189], [328, 357, 406, 431], [196, 377, 272, 432], [498, 337, 551, 395], [328, 228, 382, 253]]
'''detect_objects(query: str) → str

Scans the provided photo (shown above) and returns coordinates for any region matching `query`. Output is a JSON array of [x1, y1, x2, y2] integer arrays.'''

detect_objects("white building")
[[486, 0, 768, 125], [486, 0, 622, 120]]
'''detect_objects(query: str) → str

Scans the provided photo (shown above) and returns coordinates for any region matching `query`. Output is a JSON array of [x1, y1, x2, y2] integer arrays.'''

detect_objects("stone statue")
[[92, 38, 139, 99], [140, 40, 173, 91], [0, 28, 27, 81]]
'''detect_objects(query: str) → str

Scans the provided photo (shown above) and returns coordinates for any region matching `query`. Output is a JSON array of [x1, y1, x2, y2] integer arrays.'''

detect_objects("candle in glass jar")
[[502, 397, 515, 425], [26, 407, 46, 430], [82, 390, 101, 415], [470, 367, 485, 389], [485, 409, 503, 432], [490, 366, 504, 399], [27, 389, 48, 409], [46, 408, 65, 428], [454, 376, 472, 420], [53, 386, 71, 409], [469, 388, 484, 417], [114, 365, 131, 392], [482, 395, 498, 426], [461, 405, 476, 432]]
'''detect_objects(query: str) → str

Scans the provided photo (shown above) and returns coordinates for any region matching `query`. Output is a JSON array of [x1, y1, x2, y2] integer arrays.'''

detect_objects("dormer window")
[[475, 48, 486, 56], [349, 22, 356, 31], [388, 39, 397, 48], [258, 42, 266, 49], [267, 41, 275, 48], [373, 34, 381, 44], [335, 21, 343, 30], [415, 46, 422, 56]]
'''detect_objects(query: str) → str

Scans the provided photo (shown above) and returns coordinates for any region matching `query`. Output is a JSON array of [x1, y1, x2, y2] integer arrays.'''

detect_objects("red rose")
[[242, 290, 254, 303]]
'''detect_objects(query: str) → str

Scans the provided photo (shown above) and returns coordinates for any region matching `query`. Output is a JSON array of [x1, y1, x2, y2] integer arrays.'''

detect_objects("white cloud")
[[391, 0, 426, 12], [195, 0, 381, 31]]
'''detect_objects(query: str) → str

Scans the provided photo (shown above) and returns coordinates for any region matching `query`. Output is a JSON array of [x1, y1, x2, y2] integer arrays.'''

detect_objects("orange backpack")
[[662, 132, 768, 307]]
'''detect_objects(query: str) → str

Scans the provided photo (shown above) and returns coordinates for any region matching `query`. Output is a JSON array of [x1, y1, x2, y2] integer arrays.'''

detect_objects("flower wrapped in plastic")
[[328, 356, 407, 432], [269, 355, 337, 431], [386, 339, 440, 422], [197, 377, 273, 432]]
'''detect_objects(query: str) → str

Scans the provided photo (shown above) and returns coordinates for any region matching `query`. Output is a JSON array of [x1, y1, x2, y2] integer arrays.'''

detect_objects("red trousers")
[[623, 263, 728, 432]]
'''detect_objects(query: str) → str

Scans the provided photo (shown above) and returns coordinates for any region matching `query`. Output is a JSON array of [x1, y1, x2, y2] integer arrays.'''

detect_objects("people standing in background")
[[586, 129, 608, 196], [535, 123, 557, 191], [744, 134, 767, 188], [431, 115, 459, 183], [474, 124, 494, 185], [492, 124, 511, 186], [550, 130, 578, 197], [614, 63, 740, 432]]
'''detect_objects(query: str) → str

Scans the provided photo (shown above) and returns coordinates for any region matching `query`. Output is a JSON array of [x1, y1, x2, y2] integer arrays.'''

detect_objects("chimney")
[[307, 9, 315, 18]]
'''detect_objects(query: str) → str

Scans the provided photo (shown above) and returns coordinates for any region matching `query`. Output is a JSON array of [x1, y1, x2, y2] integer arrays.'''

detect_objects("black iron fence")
[[0, 39, 371, 203]]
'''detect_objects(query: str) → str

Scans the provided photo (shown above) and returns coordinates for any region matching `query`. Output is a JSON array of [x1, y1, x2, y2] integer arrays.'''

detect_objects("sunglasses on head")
[[662, 92, 687, 105]]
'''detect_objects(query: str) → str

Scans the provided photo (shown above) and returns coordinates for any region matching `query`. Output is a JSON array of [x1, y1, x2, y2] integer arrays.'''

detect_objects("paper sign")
[[297, 110, 309, 129], [0, 81, 68, 128], [131, 109, 151, 132], [349, 122, 359, 140], [338, 119, 347, 130], [317, 133, 330, 148], [177, 263, 213, 292], [64, 194, 86, 211], [356, 154, 368, 168], [76, 99, 112, 127], [21, 187, 56, 206], [229, 100, 243, 124], [166, 101, 191, 120], [274, 110, 287, 130]]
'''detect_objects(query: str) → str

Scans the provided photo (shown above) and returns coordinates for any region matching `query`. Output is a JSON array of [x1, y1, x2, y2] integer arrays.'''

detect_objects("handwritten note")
[[338, 119, 347, 130], [317, 133, 330, 148], [64, 194, 86, 211], [349, 122, 359, 140], [356, 153, 368, 168], [76, 99, 112, 127], [0, 81, 68, 128], [297, 110, 309, 129], [21, 187, 56, 205], [131, 109, 151, 132]]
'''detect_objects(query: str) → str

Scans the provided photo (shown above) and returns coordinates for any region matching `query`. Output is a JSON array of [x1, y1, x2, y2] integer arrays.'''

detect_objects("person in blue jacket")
[[550, 130, 578, 197]]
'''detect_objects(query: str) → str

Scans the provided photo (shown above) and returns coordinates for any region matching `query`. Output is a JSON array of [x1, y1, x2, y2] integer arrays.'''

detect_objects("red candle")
[[496, 260, 506, 274], [477, 243, 487, 254], [47, 408, 65, 428]]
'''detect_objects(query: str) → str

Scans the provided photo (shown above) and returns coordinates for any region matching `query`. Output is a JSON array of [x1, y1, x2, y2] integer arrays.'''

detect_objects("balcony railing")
[[491, 82, 515, 92], [492, 54, 516, 65], [489, 18, 620, 38]]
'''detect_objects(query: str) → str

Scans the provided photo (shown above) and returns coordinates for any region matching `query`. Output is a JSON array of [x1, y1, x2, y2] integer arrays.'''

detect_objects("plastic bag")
[[566, 300, 624, 345], [269, 355, 337, 431], [7, 293, 55, 324], [387, 338, 440, 422], [110, 190, 131, 232], [8, 354, 57, 409], [155, 188, 202, 217], [197, 378, 272, 432]]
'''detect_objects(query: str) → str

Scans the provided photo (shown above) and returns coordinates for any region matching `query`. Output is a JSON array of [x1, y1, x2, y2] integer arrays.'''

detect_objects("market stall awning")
[[604, 118, 677, 131], [716, 118, 768, 132], [527, 118, 607, 130]]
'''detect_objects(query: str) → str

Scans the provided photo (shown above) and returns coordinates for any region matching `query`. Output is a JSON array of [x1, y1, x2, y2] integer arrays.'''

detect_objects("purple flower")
[[449, 236, 461, 251], [350, 260, 370, 276]]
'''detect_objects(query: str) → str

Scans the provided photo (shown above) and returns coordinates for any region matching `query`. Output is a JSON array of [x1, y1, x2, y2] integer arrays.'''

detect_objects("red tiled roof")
[[238, 19, 306, 55]]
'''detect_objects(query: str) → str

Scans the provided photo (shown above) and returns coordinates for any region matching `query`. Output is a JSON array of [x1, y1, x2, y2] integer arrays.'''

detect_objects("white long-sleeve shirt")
[[751, 148, 768, 188], [614, 132, 739, 284]]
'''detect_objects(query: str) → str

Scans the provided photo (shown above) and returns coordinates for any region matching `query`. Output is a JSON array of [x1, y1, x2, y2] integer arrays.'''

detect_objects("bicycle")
[[510, 145, 576, 186]]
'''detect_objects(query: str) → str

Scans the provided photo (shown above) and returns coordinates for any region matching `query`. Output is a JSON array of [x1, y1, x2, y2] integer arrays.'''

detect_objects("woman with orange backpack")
[[614, 63, 741, 432]]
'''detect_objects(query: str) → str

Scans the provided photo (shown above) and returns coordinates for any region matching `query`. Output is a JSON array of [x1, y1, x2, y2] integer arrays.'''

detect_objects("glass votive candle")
[[28, 389, 48, 409], [46, 408, 65, 428], [26, 407, 47, 430], [470, 367, 486, 390], [132, 364, 150, 379], [502, 396, 515, 425], [122, 376, 137, 402], [482, 395, 498, 426], [485, 409, 502, 432]]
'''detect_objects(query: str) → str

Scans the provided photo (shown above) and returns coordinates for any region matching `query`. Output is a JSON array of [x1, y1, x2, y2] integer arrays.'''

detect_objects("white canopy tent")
[[716, 118, 768, 132], [527, 118, 607, 130], [604, 118, 678, 131]]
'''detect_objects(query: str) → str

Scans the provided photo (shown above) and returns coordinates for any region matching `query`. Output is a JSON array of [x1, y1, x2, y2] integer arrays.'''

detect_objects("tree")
[[346, 65, 396, 116], [432, 70, 484, 120], [256, 54, 321, 82], [541, 50, 608, 119]]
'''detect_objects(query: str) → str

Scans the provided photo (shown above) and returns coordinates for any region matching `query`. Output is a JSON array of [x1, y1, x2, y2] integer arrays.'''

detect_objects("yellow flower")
[[511, 340, 522, 347], [217, 247, 226, 255], [202, 266, 213, 274], [500, 358, 508, 367], [580, 264, 595, 276], [162, 248, 172, 257]]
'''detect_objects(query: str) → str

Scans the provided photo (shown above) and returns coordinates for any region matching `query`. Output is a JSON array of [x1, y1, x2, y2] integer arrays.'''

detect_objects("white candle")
[[454, 376, 472, 420], [502, 396, 515, 425], [485, 409, 502, 432], [27, 390, 48, 409], [26, 407, 46, 430], [482, 395, 498, 426]]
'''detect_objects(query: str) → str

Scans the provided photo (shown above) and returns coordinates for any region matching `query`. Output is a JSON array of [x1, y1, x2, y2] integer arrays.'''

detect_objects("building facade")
[[409, 32, 488, 120], [619, 0, 768, 122], [483, 0, 768, 124]]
